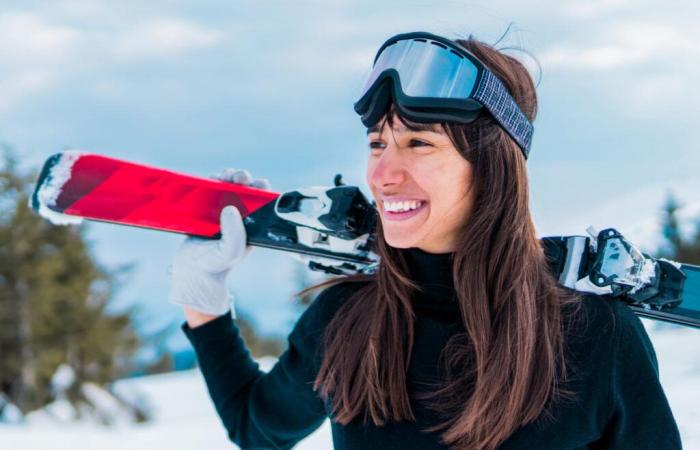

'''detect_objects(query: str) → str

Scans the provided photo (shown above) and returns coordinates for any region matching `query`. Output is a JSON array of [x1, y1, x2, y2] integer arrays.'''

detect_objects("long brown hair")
[[296, 35, 584, 450]]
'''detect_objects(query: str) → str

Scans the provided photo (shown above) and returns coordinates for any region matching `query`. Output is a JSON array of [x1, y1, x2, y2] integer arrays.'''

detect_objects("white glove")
[[168, 169, 270, 317], [212, 168, 271, 190]]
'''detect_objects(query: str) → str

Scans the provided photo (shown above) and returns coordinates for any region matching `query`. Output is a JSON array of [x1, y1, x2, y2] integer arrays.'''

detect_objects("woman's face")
[[366, 115, 474, 253]]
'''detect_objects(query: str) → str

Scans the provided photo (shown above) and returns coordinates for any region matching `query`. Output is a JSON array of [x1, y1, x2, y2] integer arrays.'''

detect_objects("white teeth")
[[383, 200, 424, 212]]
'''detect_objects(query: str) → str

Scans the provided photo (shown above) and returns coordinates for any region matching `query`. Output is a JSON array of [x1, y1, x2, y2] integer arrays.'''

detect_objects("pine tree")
[[0, 145, 140, 414], [660, 192, 700, 264]]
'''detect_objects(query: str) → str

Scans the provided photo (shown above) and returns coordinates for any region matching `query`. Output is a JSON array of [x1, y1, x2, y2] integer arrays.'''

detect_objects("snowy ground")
[[1, 321, 698, 449]]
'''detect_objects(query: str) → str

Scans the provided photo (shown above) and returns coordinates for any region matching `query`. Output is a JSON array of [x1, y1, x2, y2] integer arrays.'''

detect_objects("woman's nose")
[[369, 144, 406, 188]]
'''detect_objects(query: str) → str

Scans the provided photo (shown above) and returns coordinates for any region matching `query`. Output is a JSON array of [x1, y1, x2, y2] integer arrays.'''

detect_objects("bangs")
[[366, 102, 444, 135]]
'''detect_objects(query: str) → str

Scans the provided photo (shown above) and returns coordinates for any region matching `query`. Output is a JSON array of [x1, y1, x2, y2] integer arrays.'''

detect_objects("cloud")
[[536, 20, 699, 118], [623, 73, 688, 113], [0, 12, 82, 63], [0, 12, 85, 112], [561, 0, 635, 19], [541, 45, 646, 70], [113, 18, 225, 59], [539, 22, 690, 71], [0, 12, 227, 113], [0, 69, 57, 114]]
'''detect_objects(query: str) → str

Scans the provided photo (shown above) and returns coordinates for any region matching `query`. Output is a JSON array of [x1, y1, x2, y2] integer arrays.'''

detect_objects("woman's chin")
[[384, 233, 421, 249]]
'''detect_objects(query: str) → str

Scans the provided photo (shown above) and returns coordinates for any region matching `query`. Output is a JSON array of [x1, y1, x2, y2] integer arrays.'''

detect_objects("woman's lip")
[[382, 201, 428, 221], [381, 197, 427, 202]]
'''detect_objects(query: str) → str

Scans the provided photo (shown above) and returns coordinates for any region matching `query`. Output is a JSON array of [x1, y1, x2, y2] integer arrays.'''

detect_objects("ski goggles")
[[354, 32, 534, 159]]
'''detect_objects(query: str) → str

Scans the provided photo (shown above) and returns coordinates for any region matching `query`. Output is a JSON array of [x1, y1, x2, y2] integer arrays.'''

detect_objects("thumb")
[[218, 205, 247, 260]]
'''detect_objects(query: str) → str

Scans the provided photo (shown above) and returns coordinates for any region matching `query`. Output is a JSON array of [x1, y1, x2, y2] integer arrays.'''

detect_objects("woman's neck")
[[403, 247, 458, 312]]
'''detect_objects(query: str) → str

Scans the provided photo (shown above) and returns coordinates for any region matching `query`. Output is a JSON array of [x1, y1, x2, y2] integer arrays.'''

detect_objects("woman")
[[169, 32, 682, 449]]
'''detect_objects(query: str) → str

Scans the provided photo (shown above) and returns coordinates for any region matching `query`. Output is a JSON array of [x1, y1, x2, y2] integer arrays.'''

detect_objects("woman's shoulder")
[[563, 292, 657, 370], [316, 279, 371, 314], [293, 279, 371, 336], [568, 292, 648, 337]]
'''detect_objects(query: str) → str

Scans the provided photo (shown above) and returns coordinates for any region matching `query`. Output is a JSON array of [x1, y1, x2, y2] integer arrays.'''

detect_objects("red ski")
[[31, 151, 278, 237]]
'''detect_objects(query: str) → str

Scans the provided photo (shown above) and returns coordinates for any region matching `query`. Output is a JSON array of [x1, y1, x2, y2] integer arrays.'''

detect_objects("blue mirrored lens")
[[361, 39, 478, 100]]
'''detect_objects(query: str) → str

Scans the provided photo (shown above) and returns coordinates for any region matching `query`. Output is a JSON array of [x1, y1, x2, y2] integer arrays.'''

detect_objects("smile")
[[382, 201, 428, 221]]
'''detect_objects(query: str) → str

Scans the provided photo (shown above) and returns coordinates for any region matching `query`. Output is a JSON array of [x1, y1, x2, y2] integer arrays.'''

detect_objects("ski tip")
[[30, 151, 85, 225], [31, 152, 63, 212]]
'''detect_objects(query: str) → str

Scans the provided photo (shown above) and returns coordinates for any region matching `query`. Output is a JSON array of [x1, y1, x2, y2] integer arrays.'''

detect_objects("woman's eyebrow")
[[405, 122, 442, 133], [366, 123, 442, 135]]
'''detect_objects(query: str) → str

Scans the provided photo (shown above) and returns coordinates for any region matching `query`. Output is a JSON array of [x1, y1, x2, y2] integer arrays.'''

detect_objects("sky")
[[2, 0, 699, 346]]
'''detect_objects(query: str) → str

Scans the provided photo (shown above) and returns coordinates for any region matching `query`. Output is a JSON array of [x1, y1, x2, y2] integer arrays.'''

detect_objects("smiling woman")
[[174, 31, 682, 450]]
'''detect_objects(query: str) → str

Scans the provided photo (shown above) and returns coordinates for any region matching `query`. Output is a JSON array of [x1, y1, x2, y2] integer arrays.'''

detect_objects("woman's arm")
[[169, 168, 329, 449], [182, 284, 344, 450]]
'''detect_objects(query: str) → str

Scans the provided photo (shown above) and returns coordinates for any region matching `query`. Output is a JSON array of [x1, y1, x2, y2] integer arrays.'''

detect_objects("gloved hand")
[[168, 169, 270, 317]]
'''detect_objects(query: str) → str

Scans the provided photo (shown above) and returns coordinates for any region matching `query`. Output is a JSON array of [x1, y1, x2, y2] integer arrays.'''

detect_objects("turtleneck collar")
[[402, 247, 459, 312]]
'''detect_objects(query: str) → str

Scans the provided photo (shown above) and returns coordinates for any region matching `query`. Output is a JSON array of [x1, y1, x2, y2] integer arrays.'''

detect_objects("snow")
[[0, 394, 23, 424], [0, 358, 331, 450], [27, 370, 146, 427], [28, 398, 78, 423], [33, 149, 85, 225], [36, 201, 84, 225], [660, 258, 684, 270], [642, 321, 700, 446], [51, 363, 76, 395], [628, 256, 657, 294], [0, 325, 698, 449]]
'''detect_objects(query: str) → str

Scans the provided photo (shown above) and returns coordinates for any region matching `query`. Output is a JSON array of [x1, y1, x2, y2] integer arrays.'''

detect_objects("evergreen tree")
[[0, 145, 140, 414], [660, 192, 700, 264]]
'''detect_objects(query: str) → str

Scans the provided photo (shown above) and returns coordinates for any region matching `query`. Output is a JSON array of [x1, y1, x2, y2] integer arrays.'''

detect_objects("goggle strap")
[[473, 70, 533, 158]]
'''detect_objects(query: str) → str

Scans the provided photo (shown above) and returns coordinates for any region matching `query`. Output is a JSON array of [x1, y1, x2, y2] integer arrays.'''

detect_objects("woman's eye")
[[409, 139, 430, 147], [368, 141, 385, 150]]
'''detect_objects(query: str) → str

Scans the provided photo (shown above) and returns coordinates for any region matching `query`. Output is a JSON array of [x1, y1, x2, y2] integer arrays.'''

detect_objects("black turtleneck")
[[405, 247, 458, 308], [182, 248, 682, 449]]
